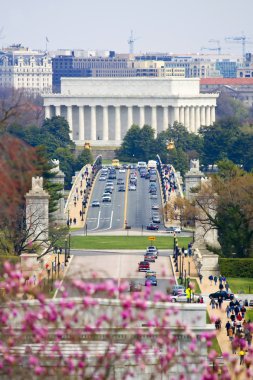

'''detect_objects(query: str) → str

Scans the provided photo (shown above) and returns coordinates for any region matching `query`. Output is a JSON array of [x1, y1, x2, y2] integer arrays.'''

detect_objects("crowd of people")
[[162, 164, 178, 200]]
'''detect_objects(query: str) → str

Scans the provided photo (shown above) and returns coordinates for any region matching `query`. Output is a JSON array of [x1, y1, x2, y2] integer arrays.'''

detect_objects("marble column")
[[139, 106, 145, 127], [184, 106, 190, 130], [91, 106, 97, 140], [179, 106, 185, 126], [174, 106, 180, 123], [67, 106, 73, 139], [200, 106, 205, 126], [79, 106, 84, 141], [115, 106, 121, 141], [128, 106, 133, 129], [205, 106, 211, 126], [45, 105, 51, 119], [195, 106, 200, 133], [103, 106, 109, 141], [163, 106, 169, 131], [55, 105, 61, 116], [151, 106, 157, 137], [210, 106, 216, 125], [190, 106, 195, 133]]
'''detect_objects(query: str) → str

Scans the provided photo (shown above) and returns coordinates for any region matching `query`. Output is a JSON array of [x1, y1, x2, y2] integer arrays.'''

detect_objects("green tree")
[[117, 125, 142, 161], [216, 92, 250, 122], [74, 148, 93, 172]]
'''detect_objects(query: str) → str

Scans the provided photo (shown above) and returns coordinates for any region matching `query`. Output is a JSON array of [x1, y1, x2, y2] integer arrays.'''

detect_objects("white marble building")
[[43, 77, 218, 146]]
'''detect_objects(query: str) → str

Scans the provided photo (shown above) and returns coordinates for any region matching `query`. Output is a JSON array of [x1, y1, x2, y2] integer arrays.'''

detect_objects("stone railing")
[[193, 247, 220, 277]]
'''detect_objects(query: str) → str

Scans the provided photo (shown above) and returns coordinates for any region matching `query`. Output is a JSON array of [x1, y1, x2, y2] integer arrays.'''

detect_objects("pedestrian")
[[225, 320, 231, 336], [219, 282, 224, 291], [210, 297, 216, 310], [231, 340, 237, 354], [215, 318, 221, 330], [218, 295, 223, 309], [241, 305, 246, 318], [199, 273, 203, 284], [239, 348, 245, 365], [80, 190, 83, 196], [74, 201, 77, 207], [215, 299, 219, 309], [209, 275, 213, 285], [222, 276, 226, 283], [225, 282, 229, 292], [228, 327, 234, 342], [230, 311, 236, 323], [234, 305, 239, 316], [79, 210, 82, 217], [226, 304, 231, 318], [219, 275, 223, 283], [80, 181, 82, 188], [237, 312, 243, 322], [73, 218, 77, 225], [69, 218, 72, 225], [214, 275, 218, 286]]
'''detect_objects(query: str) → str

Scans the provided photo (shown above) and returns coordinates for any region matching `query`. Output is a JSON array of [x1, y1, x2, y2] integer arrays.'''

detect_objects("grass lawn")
[[246, 310, 253, 321], [227, 277, 253, 294], [71, 235, 191, 250]]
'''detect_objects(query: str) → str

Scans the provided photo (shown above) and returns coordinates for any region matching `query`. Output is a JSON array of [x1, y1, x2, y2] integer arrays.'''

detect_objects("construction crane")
[[128, 30, 139, 54], [208, 39, 221, 54], [201, 46, 221, 54], [225, 34, 253, 62]]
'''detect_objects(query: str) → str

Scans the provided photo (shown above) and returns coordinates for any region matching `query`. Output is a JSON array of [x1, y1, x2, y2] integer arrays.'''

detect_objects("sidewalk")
[[171, 255, 250, 375]]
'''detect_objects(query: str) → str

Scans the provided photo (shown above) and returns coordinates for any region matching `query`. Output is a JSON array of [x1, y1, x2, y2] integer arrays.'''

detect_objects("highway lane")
[[86, 169, 127, 232], [126, 169, 165, 231]]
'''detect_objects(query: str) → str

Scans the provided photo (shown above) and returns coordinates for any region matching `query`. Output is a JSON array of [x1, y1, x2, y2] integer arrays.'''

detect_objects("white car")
[[119, 168, 126, 173], [129, 184, 136, 191], [170, 293, 188, 303]]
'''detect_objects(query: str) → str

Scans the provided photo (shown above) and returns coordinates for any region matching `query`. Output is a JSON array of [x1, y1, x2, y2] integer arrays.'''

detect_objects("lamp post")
[[64, 239, 68, 266], [57, 248, 60, 279], [68, 233, 71, 259], [51, 261, 54, 291]]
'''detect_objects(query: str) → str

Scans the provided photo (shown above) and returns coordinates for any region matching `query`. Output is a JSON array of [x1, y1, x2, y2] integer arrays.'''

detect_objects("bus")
[[112, 159, 120, 169], [148, 160, 157, 169]]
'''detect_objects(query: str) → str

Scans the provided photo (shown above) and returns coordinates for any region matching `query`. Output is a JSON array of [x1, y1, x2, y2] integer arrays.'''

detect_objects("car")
[[129, 185, 137, 191], [150, 176, 157, 182], [146, 248, 158, 258], [122, 164, 128, 169], [152, 216, 161, 223], [146, 223, 159, 231], [118, 185, 125, 192], [152, 204, 159, 210], [150, 194, 158, 199], [119, 168, 126, 173], [145, 276, 157, 286], [104, 187, 113, 194], [99, 176, 106, 181], [249, 300, 253, 307], [149, 169, 156, 175], [102, 195, 111, 202], [108, 174, 116, 180], [144, 253, 156, 262], [145, 172, 150, 179], [209, 290, 234, 300], [145, 270, 157, 278], [91, 201, 100, 207], [146, 246, 159, 253], [166, 226, 181, 233], [106, 180, 114, 185], [171, 284, 185, 296], [117, 178, 124, 185], [129, 281, 142, 292], [170, 293, 188, 303], [138, 261, 150, 272]]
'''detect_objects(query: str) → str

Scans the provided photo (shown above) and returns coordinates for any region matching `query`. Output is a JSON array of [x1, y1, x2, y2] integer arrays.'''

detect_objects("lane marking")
[[123, 169, 130, 229], [99, 210, 114, 231], [89, 210, 101, 231]]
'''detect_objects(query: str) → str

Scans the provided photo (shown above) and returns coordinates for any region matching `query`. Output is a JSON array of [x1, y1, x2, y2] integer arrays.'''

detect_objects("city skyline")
[[1, 0, 253, 55]]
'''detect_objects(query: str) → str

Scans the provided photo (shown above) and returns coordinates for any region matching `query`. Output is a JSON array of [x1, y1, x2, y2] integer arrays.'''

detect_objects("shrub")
[[219, 258, 253, 277]]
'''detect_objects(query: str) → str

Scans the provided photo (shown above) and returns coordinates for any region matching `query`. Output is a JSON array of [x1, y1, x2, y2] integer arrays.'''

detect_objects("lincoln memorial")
[[43, 77, 218, 146]]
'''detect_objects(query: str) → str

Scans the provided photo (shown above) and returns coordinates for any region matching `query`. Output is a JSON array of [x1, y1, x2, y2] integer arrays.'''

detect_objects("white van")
[[148, 160, 157, 169]]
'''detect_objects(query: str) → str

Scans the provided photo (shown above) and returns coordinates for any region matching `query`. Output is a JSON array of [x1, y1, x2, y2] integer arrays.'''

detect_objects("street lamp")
[[68, 233, 71, 259], [64, 239, 68, 266]]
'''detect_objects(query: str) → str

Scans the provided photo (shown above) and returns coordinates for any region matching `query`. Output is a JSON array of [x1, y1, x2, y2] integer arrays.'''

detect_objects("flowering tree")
[[0, 262, 252, 379]]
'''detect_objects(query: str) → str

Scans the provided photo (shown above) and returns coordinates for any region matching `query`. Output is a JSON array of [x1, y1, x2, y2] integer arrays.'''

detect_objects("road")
[[60, 249, 175, 297], [85, 167, 166, 233]]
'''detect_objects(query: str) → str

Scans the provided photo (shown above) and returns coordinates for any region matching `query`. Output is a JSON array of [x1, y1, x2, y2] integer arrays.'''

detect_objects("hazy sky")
[[1, 0, 253, 55]]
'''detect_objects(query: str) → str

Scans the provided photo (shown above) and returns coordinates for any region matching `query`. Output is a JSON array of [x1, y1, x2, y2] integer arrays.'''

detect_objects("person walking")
[[226, 304, 231, 318], [239, 349, 245, 365], [225, 320, 231, 336], [199, 274, 203, 284], [209, 275, 213, 285], [210, 297, 216, 310], [218, 295, 223, 309], [214, 276, 218, 286], [228, 326, 234, 342], [225, 282, 229, 292], [241, 305, 246, 318]]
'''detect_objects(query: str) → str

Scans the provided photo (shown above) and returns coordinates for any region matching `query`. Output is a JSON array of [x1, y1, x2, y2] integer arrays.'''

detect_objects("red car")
[[144, 253, 156, 262], [146, 223, 159, 231], [138, 261, 150, 272]]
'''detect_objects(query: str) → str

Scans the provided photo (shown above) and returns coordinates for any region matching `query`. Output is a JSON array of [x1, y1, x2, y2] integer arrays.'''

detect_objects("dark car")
[[147, 223, 159, 231], [118, 185, 125, 192], [209, 290, 234, 300], [145, 172, 150, 179], [138, 261, 150, 272], [108, 174, 116, 180], [145, 276, 157, 286]]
